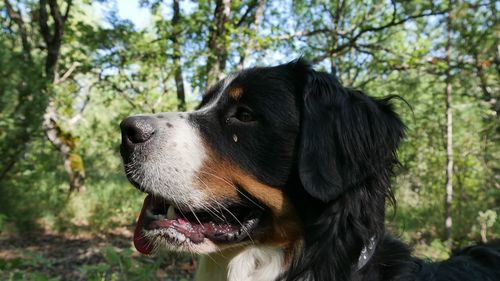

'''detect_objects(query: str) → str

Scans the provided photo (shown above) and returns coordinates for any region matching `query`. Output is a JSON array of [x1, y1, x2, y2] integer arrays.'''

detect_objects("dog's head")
[[120, 59, 404, 274]]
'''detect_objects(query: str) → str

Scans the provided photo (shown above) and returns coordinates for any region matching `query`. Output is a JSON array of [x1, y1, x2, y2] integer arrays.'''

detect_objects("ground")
[[0, 226, 196, 281]]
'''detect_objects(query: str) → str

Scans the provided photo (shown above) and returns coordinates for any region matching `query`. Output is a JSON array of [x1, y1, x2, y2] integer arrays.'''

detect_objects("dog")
[[120, 59, 500, 281]]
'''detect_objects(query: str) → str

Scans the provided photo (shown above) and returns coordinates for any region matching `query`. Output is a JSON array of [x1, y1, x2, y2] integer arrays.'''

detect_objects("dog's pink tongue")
[[134, 195, 153, 255]]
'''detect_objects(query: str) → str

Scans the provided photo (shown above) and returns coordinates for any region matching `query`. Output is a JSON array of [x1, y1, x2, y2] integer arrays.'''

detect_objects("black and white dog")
[[120, 59, 500, 281]]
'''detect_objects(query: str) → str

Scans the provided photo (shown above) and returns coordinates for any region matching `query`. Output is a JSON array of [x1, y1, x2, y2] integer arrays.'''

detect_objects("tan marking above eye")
[[228, 87, 244, 100]]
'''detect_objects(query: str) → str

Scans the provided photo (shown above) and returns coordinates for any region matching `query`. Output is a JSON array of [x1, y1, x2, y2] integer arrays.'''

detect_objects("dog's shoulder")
[[196, 246, 285, 281]]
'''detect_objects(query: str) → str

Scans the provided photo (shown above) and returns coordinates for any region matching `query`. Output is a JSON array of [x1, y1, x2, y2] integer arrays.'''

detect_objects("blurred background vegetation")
[[0, 0, 498, 280]]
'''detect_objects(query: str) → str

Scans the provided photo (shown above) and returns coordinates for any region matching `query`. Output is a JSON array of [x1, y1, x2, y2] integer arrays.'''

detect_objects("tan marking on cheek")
[[231, 172, 289, 216], [231, 168, 301, 248], [194, 143, 301, 249], [194, 148, 240, 202], [196, 165, 239, 201], [228, 87, 244, 100]]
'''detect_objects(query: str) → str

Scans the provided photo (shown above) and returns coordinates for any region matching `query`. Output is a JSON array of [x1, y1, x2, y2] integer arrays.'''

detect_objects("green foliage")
[[78, 246, 192, 281], [0, 250, 59, 281], [78, 246, 157, 280], [0, 244, 192, 281], [0, 1, 498, 274]]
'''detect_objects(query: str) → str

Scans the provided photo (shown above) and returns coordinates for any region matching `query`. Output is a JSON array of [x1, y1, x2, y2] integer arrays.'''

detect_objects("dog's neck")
[[195, 239, 378, 281], [195, 246, 285, 281]]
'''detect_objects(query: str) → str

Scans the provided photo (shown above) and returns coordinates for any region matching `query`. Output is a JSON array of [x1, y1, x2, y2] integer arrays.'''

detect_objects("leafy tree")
[[0, 0, 497, 262]]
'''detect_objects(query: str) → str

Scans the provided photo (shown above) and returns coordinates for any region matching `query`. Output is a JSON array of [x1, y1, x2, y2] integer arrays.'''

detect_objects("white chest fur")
[[195, 246, 285, 281]]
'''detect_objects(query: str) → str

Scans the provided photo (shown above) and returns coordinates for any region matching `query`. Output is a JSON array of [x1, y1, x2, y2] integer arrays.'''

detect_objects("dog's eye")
[[234, 108, 256, 123]]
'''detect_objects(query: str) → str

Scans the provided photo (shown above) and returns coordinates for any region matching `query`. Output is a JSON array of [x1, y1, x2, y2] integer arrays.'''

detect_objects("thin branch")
[[4, 0, 32, 61], [68, 92, 91, 126], [55, 62, 79, 84], [274, 1, 446, 65], [63, 0, 72, 21], [352, 9, 446, 42], [274, 28, 331, 40], [0, 145, 27, 180], [310, 43, 352, 64], [311, 8, 447, 64], [235, 0, 256, 27], [107, 81, 139, 110]]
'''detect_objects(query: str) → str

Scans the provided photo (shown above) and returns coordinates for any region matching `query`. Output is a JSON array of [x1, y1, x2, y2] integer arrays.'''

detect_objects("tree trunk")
[[206, 0, 231, 87], [0, 0, 38, 180], [171, 0, 186, 111], [39, 0, 85, 192], [39, 0, 66, 81], [329, 0, 345, 80], [238, 0, 266, 69], [443, 0, 454, 250], [43, 101, 85, 192]]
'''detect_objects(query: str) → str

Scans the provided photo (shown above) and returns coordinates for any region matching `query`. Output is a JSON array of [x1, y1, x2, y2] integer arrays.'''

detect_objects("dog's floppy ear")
[[297, 64, 405, 202]]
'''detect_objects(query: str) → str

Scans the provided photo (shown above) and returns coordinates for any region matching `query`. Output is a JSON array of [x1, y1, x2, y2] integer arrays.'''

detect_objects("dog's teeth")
[[167, 205, 177, 219], [146, 209, 166, 220], [154, 214, 166, 220]]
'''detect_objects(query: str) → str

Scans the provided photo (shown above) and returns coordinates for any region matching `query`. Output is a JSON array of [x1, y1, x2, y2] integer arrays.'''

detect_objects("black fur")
[[298, 63, 404, 202], [285, 60, 500, 281], [194, 59, 500, 281]]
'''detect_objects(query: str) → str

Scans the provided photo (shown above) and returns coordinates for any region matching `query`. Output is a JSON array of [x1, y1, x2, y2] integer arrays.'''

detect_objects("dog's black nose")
[[120, 116, 157, 145]]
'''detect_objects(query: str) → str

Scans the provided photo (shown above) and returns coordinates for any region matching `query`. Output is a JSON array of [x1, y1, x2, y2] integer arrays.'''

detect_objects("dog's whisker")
[[205, 253, 220, 265], [187, 204, 205, 229], [200, 200, 225, 222], [213, 200, 255, 244], [140, 231, 157, 252], [193, 175, 229, 221], [199, 170, 265, 210], [171, 197, 188, 221]]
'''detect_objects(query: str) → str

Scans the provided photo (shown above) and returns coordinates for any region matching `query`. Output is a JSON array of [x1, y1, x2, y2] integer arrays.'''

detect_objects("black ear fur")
[[297, 63, 405, 202], [283, 60, 407, 281]]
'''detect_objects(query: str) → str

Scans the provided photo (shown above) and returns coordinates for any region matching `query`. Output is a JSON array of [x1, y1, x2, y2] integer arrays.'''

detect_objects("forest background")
[[0, 0, 498, 280]]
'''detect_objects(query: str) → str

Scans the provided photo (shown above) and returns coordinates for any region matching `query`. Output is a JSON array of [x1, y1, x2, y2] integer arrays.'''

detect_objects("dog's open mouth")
[[134, 195, 263, 254]]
